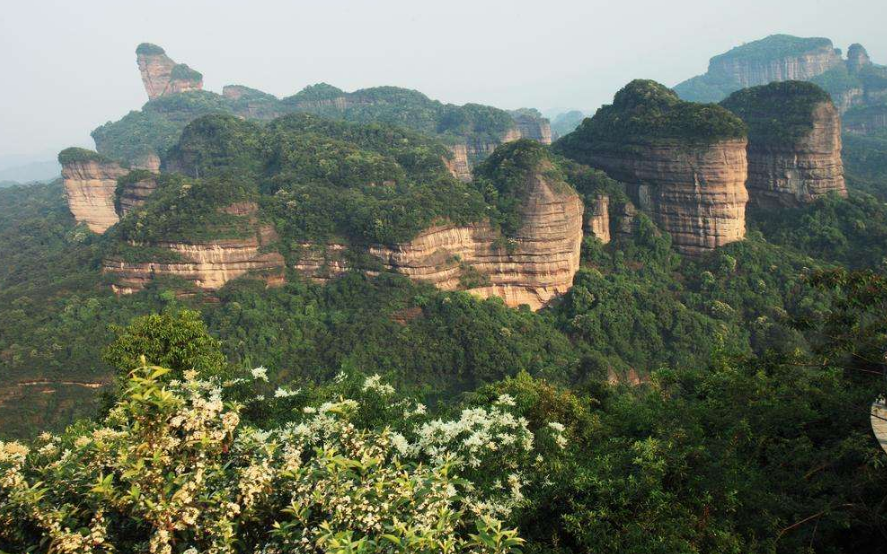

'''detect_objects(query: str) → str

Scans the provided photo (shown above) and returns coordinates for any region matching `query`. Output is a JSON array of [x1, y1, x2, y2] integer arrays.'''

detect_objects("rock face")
[[105, 201, 285, 293], [674, 35, 843, 103], [105, 226, 284, 294], [513, 114, 553, 145], [722, 82, 847, 208], [116, 175, 158, 216], [447, 129, 523, 181], [136, 43, 203, 100], [746, 103, 846, 207], [585, 194, 611, 244], [292, 159, 584, 310], [710, 42, 842, 89], [372, 165, 583, 310], [587, 141, 748, 256], [847, 44, 871, 72], [555, 80, 749, 257], [59, 151, 128, 233]]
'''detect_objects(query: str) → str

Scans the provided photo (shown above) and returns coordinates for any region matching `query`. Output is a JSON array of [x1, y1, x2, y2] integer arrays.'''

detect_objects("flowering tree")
[[0, 363, 530, 554]]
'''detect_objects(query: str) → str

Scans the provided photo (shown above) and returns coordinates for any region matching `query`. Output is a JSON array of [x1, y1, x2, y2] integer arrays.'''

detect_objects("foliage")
[[102, 309, 226, 380], [169, 63, 202, 82], [57, 147, 116, 166], [843, 132, 887, 199], [0, 365, 529, 553], [554, 80, 746, 162], [111, 171, 258, 243], [748, 192, 887, 269], [135, 43, 165, 56], [721, 81, 833, 144], [473, 140, 575, 235]]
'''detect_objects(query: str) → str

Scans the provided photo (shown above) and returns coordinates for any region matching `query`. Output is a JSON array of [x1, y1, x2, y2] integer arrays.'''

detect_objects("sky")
[[1, 0, 885, 168]]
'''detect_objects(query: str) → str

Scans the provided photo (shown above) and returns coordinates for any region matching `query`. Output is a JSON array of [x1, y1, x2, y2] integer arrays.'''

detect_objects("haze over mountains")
[[4, 4, 887, 549]]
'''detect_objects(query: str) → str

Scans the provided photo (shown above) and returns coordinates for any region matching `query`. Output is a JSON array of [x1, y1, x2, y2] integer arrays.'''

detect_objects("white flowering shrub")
[[0, 364, 528, 554]]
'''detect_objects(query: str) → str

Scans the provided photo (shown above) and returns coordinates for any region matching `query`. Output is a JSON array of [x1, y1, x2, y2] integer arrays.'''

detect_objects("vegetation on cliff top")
[[721, 81, 833, 144], [710, 34, 834, 65], [118, 112, 490, 246], [57, 147, 117, 166], [135, 42, 165, 56], [553, 79, 746, 161], [169, 63, 202, 82]]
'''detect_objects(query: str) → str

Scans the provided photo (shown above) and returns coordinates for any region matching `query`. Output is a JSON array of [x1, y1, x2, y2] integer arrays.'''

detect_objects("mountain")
[[554, 80, 749, 257], [91, 44, 552, 182], [674, 35, 887, 139]]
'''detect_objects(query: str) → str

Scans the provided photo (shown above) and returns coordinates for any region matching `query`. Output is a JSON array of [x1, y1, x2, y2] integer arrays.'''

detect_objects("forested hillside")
[[3, 34, 887, 554]]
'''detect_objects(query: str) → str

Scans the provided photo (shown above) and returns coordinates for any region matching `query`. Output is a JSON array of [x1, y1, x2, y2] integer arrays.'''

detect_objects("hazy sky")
[[1, 0, 885, 166]]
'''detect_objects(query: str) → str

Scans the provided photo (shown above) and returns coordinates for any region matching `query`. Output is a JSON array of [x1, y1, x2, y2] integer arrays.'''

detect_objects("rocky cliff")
[[116, 172, 159, 216], [586, 141, 748, 256], [722, 81, 847, 208], [371, 165, 583, 310], [555, 80, 749, 257], [295, 144, 584, 309], [104, 200, 285, 294], [136, 43, 203, 100], [675, 35, 844, 103], [585, 194, 611, 244], [710, 38, 842, 89], [58, 148, 128, 233]]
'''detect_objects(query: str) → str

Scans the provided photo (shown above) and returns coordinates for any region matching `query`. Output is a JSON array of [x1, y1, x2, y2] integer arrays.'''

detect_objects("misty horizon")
[[1, 0, 885, 169]]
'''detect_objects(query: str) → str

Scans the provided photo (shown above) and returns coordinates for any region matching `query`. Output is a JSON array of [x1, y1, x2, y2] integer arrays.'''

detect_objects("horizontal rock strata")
[[62, 160, 128, 233], [104, 233, 285, 294], [370, 171, 583, 310], [586, 140, 749, 257], [745, 102, 847, 207]]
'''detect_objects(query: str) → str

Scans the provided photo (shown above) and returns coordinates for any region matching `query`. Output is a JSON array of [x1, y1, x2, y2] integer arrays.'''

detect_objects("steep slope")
[[371, 141, 583, 309], [674, 35, 842, 103], [93, 44, 552, 175], [58, 148, 128, 233], [136, 43, 203, 100], [554, 80, 748, 257], [722, 81, 847, 207]]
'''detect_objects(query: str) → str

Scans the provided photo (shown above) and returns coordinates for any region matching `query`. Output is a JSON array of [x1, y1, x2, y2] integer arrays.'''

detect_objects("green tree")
[[102, 309, 226, 379]]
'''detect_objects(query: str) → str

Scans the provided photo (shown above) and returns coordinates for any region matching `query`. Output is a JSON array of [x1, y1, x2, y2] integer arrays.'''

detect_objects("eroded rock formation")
[[722, 82, 847, 208], [710, 41, 842, 89], [116, 174, 158, 216], [59, 149, 128, 233], [105, 202, 285, 293], [136, 43, 203, 100], [374, 163, 583, 309], [105, 226, 284, 294], [292, 158, 583, 309], [586, 141, 748, 256], [555, 80, 749, 257], [585, 194, 611, 244]]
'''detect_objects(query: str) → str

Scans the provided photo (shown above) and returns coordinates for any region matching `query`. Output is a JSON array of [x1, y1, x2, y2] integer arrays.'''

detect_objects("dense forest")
[[4, 34, 887, 553]]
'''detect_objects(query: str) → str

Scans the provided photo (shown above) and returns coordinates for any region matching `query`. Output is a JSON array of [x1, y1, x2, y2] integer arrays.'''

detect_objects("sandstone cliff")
[[104, 234, 285, 294], [371, 166, 583, 310], [585, 194, 611, 244], [116, 173, 159, 216], [105, 198, 285, 293], [136, 43, 203, 100], [585, 141, 748, 256], [58, 149, 128, 233], [293, 148, 584, 310], [555, 80, 749, 257], [709, 40, 842, 89], [512, 113, 553, 145], [722, 82, 847, 208]]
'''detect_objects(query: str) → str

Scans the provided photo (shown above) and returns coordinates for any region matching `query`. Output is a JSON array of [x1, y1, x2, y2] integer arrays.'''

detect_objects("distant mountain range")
[[0, 159, 61, 185]]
